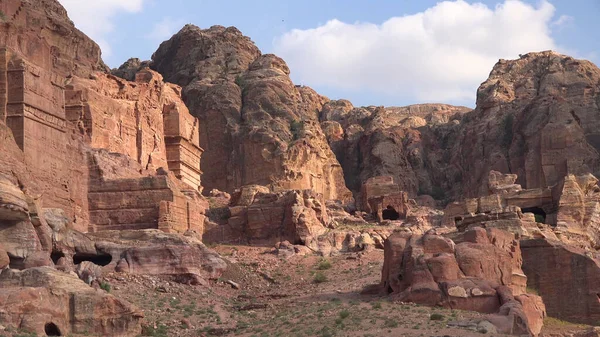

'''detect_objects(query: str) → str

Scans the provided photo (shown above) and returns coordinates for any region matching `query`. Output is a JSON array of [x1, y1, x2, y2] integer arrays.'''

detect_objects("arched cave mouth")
[[382, 205, 400, 221], [72, 253, 112, 266], [44, 322, 62, 336], [522, 207, 547, 224]]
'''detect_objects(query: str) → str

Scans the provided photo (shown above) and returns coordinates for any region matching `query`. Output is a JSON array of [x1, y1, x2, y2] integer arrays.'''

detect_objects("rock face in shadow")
[[381, 227, 545, 336], [151, 25, 352, 203], [321, 102, 470, 202], [521, 238, 600, 325]]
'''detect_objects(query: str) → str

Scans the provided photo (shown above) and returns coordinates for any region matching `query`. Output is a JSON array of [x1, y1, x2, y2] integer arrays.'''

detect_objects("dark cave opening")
[[44, 322, 62, 336], [50, 251, 65, 265], [72, 253, 112, 266], [382, 205, 400, 221], [521, 207, 547, 224]]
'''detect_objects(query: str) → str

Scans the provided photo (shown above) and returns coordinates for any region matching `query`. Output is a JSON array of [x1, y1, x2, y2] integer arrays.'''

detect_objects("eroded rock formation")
[[381, 227, 544, 336], [151, 25, 352, 202]]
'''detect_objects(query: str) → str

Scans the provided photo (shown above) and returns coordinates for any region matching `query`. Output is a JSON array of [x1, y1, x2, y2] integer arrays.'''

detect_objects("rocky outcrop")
[[88, 230, 227, 282], [151, 25, 352, 202], [0, 267, 142, 336], [0, 0, 107, 79], [111, 58, 151, 81], [448, 51, 600, 198], [445, 170, 600, 250], [321, 52, 600, 204], [210, 186, 328, 245], [1, 0, 208, 234], [381, 227, 544, 336], [522, 238, 600, 325], [321, 102, 470, 200]]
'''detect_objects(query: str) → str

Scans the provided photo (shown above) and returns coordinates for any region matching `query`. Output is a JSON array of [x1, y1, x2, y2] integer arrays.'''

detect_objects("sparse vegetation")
[[534, 214, 545, 223], [316, 259, 332, 270], [526, 286, 539, 295], [234, 75, 245, 87], [0, 10, 6, 22], [313, 271, 328, 283], [384, 318, 399, 328], [141, 323, 168, 337], [290, 120, 304, 140], [100, 281, 111, 292]]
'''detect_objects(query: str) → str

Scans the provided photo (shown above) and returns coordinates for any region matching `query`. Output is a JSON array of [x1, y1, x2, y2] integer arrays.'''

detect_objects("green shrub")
[[99, 281, 111, 292], [290, 120, 304, 140], [313, 271, 328, 283], [339, 309, 350, 319], [141, 323, 168, 337], [534, 214, 545, 223], [234, 75, 245, 87], [317, 259, 332, 270], [384, 318, 398, 328], [430, 313, 444, 321]]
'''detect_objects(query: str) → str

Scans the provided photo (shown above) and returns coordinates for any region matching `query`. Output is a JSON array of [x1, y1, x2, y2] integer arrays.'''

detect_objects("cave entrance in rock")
[[44, 322, 62, 336], [382, 205, 400, 220], [50, 251, 65, 265], [72, 253, 112, 266], [522, 207, 547, 224]]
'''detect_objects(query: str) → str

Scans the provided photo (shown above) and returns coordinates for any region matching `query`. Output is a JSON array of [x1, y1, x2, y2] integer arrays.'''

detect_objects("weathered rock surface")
[[381, 228, 544, 336], [111, 58, 151, 81], [449, 51, 600, 198], [321, 102, 470, 201], [151, 25, 352, 202], [213, 186, 328, 245], [1, 0, 208, 234], [0, 267, 142, 336], [522, 238, 600, 325]]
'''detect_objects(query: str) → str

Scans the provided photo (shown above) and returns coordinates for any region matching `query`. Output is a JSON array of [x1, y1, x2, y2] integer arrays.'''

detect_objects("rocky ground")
[[80, 246, 585, 337]]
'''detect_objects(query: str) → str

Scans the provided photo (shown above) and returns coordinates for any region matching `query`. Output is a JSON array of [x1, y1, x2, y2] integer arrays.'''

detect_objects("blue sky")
[[58, 0, 600, 107]]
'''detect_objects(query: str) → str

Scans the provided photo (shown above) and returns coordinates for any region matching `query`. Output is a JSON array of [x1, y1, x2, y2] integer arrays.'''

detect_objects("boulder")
[[0, 267, 142, 336]]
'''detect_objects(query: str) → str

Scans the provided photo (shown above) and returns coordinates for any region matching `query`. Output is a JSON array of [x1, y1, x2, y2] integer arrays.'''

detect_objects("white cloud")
[[552, 14, 574, 29], [273, 0, 559, 103], [146, 17, 186, 42], [58, 0, 145, 57]]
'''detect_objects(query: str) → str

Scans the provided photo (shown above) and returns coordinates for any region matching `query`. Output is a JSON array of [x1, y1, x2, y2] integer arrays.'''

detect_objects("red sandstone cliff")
[[150, 25, 353, 203]]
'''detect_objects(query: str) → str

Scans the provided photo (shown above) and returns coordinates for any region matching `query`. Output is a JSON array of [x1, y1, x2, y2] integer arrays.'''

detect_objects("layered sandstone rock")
[[360, 175, 411, 221], [521, 238, 600, 325], [151, 25, 352, 202], [213, 186, 328, 245], [0, 267, 142, 336], [381, 228, 544, 335], [448, 51, 600, 198], [322, 52, 600, 204], [88, 230, 227, 282], [445, 171, 600, 249], [321, 102, 470, 200]]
